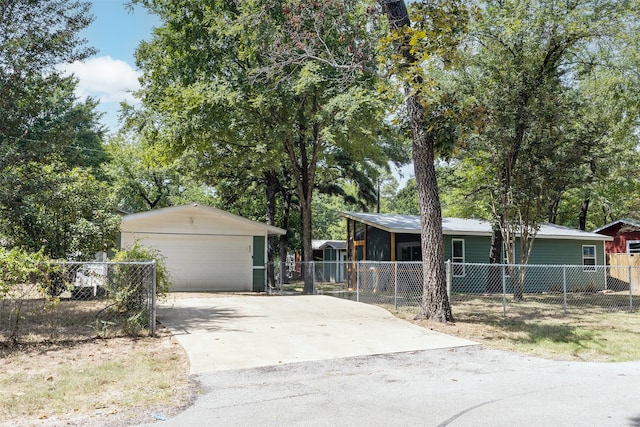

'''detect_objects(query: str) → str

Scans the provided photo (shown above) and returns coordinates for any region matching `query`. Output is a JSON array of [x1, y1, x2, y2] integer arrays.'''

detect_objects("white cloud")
[[58, 56, 141, 104]]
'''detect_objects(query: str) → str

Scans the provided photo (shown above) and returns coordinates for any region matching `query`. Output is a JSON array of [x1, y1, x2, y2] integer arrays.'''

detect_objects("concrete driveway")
[[157, 294, 476, 374]]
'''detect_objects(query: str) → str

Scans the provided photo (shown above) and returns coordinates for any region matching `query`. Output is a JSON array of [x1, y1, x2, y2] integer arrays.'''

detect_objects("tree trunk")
[[579, 198, 589, 231], [282, 92, 320, 295], [300, 196, 314, 294], [287, 135, 315, 294], [265, 170, 278, 289], [548, 196, 560, 224], [486, 220, 503, 293], [380, 0, 452, 322], [279, 189, 292, 284], [412, 96, 452, 322], [498, 88, 529, 302], [578, 159, 598, 230]]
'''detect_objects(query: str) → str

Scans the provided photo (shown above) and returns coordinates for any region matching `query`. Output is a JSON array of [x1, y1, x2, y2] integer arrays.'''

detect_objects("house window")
[[398, 242, 421, 261], [582, 245, 596, 271], [627, 241, 640, 254], [452, 239, 465, 277]]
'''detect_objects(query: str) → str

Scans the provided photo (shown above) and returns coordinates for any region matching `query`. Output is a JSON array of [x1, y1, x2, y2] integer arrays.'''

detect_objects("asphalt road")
[[142, 346, 640, 426]]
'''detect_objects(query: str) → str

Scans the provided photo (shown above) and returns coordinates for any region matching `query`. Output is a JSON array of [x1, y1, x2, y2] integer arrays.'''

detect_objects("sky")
[[58, 1, 159, 133]]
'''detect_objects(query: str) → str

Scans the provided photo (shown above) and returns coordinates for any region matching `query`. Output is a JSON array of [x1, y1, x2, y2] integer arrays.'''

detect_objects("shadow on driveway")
[[158, 302, 261, 335]]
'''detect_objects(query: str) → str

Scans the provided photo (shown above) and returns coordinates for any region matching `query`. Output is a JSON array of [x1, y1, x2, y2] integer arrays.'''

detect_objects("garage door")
[[134, 234, 253, 292]]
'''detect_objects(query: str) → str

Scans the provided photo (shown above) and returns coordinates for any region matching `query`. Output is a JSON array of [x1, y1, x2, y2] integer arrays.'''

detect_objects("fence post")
[[312, 261, 316, 295], [629, 266, 633, 312], [501, 264, 507, 317], [394, 262, 398, 310], [279, 261, 284, 294], [356, 261, 360, 302], [562, 265, 567, 315], [445, 260, 452, 301], [150, 260, 156, 337]]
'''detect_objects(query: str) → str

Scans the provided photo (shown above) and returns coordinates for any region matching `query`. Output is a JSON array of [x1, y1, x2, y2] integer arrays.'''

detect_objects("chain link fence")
[[0, 261, 156, 346], [269, 261, 639, 317]]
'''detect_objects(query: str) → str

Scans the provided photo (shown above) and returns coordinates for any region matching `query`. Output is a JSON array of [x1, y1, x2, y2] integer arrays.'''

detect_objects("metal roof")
[[122, 203, 286, 235], [593, 218, 640, 234], [312, 240, 347, 250], [339, 212, 612, 241]]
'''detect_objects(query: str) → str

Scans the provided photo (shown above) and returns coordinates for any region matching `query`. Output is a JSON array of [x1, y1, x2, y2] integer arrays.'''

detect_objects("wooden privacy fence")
[[607, 254, 640, 292]]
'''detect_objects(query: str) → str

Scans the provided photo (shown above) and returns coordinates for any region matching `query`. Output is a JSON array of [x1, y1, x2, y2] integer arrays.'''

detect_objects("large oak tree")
[[131, 0, 400, 292], [378, 0, 471, 321]]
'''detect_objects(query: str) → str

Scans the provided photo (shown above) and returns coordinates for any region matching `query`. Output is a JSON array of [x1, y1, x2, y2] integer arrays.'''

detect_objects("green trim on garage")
[[252, 236, 266, 291]]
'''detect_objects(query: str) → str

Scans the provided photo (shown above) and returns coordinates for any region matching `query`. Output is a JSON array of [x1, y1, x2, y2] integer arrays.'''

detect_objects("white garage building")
[[120, 204, 286, 292]]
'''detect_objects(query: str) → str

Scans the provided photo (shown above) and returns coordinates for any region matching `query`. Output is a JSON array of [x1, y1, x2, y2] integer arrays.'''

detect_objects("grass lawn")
[[281, 282, 640, 362], [0, 325, 197, 426], [0, 293, 200, 426], [387, 298, 640, 362]]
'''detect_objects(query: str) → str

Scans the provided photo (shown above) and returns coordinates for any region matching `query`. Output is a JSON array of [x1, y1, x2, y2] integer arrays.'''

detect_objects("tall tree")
[[0, 162, 120, 258], [105, 131, 217, 213], [378, 0, 471, 321], [131, 0, 398, 293], [0, 0, 117, 258]]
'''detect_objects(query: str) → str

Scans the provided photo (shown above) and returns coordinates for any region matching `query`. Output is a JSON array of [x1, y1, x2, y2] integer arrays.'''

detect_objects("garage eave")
[[121, 203, 286, 236]]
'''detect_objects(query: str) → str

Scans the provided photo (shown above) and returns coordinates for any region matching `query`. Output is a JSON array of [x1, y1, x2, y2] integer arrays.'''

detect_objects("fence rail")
[[1, 261, 156, 345], [268, 261, 639, 316]]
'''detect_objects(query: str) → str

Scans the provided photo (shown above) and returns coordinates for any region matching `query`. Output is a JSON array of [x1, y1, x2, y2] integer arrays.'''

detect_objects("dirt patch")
[[0, 325, 198, 427]]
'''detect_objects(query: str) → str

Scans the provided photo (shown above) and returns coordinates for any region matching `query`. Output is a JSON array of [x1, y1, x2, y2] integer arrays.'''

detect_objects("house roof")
[[122, 203, 286, 235], [339, 212, 612, 241], [312, 240, 347, 250], [593, 218, 640, 234], [115, 208, 131, 216]]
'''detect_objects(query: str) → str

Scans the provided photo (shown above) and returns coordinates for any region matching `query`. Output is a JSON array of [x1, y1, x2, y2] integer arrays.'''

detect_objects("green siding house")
[[340, 212, 612, 293]]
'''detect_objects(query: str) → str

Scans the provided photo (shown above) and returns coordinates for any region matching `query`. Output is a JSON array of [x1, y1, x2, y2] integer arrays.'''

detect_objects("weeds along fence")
[[270, 261, 640, 316], [0, 261, 156, 346]]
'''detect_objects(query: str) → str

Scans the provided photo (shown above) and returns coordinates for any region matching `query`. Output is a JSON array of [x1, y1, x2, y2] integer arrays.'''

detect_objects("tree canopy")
[[0, 0, 117, 259], [129, 0, 407, 291]]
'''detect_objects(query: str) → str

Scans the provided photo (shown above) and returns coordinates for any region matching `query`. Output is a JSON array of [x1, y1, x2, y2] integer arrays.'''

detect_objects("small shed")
[[312, 240, 347, 262], [312, 240, 347, 283], [120, 204, 285, 292]]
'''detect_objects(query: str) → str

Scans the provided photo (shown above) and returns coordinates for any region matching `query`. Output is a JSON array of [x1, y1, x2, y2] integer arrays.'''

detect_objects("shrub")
[[0, 248, 59, 345], [106, 242, 172, 332], [111, 242, 171, 296]]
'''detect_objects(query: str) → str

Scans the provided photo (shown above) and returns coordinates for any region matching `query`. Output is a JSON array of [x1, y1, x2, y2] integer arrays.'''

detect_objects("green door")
[[252, 236, 266, 291]]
